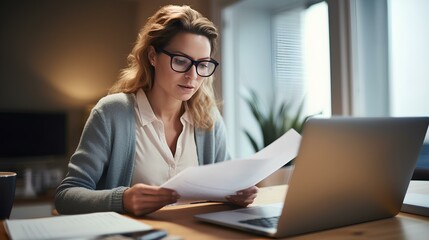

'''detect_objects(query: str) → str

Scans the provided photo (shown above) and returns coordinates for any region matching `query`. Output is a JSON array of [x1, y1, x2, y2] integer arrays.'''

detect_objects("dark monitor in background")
[[0, 111, 67, 159]]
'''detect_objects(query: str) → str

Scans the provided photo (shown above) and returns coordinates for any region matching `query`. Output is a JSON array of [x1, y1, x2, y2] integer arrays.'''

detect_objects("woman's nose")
[[184, 64, 198, 79]]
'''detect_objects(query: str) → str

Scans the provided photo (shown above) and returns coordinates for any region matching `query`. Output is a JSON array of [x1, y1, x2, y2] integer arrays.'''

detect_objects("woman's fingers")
[[237, 186, 259, 195], [123, 184, 180, 216], [225, 186, 259, 207]]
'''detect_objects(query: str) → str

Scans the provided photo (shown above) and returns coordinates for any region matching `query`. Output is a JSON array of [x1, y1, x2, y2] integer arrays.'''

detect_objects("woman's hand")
[[225, 186, 259, 207], [123, 183, 180, 216]]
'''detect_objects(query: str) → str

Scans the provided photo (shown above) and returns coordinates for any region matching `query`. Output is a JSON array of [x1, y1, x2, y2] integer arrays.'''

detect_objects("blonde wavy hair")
[[109, 5, 219, 129]]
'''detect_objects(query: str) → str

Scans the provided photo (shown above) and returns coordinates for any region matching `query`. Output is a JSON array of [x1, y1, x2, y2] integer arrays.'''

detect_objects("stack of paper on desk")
[[161, 129, 301, 201], [401, 192, 429, 216], [4, 212, 151, 240]]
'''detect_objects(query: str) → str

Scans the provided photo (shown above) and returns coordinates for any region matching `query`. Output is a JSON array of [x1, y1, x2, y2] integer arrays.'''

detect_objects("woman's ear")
[[148, 46, 157, 66]]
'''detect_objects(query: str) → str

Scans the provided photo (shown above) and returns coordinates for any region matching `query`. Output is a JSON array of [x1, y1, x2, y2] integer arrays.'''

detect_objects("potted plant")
[[243, 89, 317, 186]]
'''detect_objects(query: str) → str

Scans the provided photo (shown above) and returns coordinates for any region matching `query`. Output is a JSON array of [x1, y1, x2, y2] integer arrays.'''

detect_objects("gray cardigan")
[[55, 93, 230, 214]]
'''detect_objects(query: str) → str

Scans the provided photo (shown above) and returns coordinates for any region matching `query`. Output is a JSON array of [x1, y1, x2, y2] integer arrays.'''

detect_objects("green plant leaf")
[[244, 130, 260, 152], [244, 91, 263, 124], [297, 111, 322, 132], [277, 102, 290, 135], [242, 88, 317, 158], [289, 98, 305, 133]]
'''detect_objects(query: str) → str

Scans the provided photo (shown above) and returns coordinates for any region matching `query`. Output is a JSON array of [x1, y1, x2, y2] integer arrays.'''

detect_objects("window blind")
[[273, 8, 304, 105]]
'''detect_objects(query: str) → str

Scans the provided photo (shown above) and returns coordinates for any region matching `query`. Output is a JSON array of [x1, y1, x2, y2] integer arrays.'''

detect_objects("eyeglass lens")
[[171, 56, 216, 77]]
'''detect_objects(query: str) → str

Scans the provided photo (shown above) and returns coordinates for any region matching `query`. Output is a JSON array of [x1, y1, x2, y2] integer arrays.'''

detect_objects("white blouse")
[[131, 89, 198, 186]]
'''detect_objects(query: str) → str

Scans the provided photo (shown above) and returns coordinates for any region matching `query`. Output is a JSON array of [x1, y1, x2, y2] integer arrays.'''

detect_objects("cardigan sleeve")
[[55, 94, 135, 214]]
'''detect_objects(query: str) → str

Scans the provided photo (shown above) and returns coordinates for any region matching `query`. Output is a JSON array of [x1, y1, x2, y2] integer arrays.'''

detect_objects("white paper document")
[[401, 193, 429, 216], [4, 212, 152, 240], [161, 129, 301, 201]]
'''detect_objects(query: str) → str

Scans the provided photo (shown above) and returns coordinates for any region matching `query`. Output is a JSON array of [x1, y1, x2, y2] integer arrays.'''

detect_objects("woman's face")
[[150, 32, 211, 102]]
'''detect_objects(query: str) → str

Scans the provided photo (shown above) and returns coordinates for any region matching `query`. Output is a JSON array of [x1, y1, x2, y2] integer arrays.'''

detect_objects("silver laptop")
[[195, 117, 429, 238]]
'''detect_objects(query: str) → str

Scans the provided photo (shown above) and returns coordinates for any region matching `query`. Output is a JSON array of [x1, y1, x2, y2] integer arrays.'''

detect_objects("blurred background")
[[1, 0, 428, 218]]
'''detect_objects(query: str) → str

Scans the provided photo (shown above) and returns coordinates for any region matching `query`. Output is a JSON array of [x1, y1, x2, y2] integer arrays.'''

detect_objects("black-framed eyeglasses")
[[158, 49, 219, 77]]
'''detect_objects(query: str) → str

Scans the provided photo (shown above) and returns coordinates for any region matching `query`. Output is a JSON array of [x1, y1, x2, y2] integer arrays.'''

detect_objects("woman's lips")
[[178, 84, 194, 93]]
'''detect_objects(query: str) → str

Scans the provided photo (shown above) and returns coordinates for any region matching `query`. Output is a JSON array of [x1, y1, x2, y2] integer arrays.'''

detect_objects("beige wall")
[[1, 0, 138, 160], [1, 0, 138, 110], [136, 0, 210, 28]]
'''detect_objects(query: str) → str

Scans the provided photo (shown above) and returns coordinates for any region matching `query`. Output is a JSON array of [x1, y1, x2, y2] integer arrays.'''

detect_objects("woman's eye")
[[173, 57, 189, 66], [199, 63, 209, 69]]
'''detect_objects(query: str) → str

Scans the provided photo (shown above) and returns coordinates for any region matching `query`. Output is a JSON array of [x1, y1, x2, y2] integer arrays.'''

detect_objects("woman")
[[55, 5, 258, 216]]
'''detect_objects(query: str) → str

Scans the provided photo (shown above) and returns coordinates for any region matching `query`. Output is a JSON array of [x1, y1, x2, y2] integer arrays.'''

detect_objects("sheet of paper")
[[4, 212, 151, 240], [401, 193, 429, 216], [161, 129, 301, 201]]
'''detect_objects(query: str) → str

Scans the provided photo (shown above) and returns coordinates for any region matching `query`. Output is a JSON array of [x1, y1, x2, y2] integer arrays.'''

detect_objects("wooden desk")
[[1, 181, 428, 240]]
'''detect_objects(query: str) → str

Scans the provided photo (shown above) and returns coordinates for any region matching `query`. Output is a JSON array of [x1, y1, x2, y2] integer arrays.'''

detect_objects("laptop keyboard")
[[239, 216, 279, 228]]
